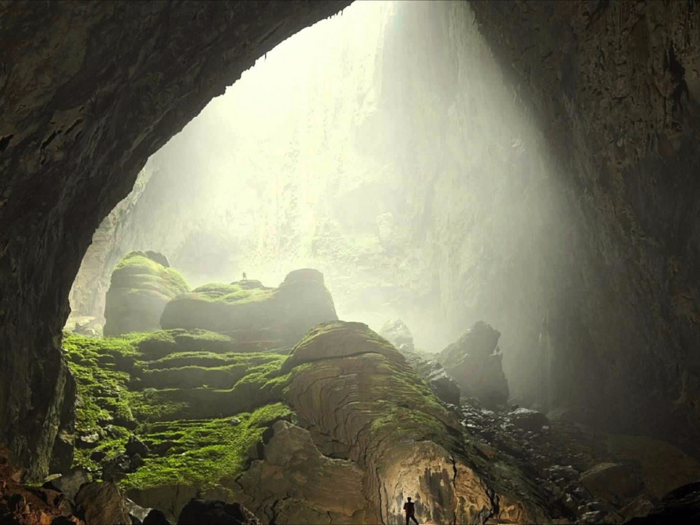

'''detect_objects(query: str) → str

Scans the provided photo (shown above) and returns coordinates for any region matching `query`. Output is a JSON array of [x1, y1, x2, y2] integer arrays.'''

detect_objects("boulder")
[[161, 269, 337, 345], [104, 251, 190, 336], [379, 318, 415, 352], [510, 407, 549, 432], [415, 359, 461, 406], [440, 321, 501, 361], [125, 498, 153, 524], [238, 421, 366, 523], [177, 499, 260, 525], [75, 482, 131, 525], [580, 463, 643, 504], [43, 467, 89, 502], [438, 322, 509, 407], [625, 482, 700, 524]]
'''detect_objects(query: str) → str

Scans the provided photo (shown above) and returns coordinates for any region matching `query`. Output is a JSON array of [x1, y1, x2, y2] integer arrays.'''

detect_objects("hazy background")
[[70, 1, 570, 403]]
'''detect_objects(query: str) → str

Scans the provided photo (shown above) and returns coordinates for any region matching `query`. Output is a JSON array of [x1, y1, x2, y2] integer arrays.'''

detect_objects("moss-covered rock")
[[64, 323, 553, 524], [160, 269, 337, 346], [104, 251, 190, 337]]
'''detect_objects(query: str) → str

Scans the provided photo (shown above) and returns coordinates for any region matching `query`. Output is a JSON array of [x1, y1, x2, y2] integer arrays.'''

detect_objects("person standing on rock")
[[403, 497, 419, 525], [242, 271, 247, 280]]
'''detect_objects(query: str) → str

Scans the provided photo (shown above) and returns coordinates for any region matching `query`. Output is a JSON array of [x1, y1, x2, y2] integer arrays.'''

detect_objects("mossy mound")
[[104, 251, 190, 337], [122, 403, 293, 491], [160, 269, 337, 345], [62, 331, 290, 492]]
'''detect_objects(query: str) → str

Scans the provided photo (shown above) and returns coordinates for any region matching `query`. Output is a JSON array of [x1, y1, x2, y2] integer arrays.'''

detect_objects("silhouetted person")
[[242, 272, 247, 280], [403, 497, 418, 525]]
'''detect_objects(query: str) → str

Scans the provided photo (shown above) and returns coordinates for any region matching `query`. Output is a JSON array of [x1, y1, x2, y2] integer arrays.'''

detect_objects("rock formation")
[[379, 319, 460, 406], [161, 269, 337, 346], [439, 322, 510, 408], [626, 482, 700, 525], [379, 318, 415, 352], [104, 251, 190, 337]]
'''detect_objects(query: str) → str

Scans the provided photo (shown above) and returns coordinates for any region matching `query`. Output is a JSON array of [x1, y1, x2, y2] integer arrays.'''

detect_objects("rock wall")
[[468, 0, 700, 455], [0, 1, 349, 479]]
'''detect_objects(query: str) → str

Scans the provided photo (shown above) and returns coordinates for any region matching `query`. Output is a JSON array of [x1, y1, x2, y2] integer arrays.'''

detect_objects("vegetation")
[[121, 403, 292, 491], [63, 319, 454, 497], [114, 252, 190, 295], [189, 282, 276, 304], [63, 331, 289, 487]]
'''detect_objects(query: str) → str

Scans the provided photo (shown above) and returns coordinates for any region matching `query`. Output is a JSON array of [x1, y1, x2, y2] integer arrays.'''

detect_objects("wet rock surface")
[[458, 401, 700, 523]]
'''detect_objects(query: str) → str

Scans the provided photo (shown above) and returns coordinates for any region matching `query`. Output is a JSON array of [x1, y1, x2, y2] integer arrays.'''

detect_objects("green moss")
[[112, 252, 190, 297], [120, 403, 292, 491], [63, 334, 139, 434], [189, 282, 275, 305]]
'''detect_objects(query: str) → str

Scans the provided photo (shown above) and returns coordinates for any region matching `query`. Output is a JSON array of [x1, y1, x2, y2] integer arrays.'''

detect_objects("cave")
[[2, 1, 700, 524]]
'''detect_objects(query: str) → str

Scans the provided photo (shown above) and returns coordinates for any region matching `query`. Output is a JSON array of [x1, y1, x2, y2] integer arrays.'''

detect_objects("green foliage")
[[121, 403, 292, 491]]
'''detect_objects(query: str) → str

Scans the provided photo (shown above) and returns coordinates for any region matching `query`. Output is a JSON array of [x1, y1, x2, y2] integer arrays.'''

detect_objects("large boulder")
[[379, 318, 415, 352], [580, 462, 643, 505], [160, 269, 337, 346], [104, 251, 190, 337], [379, 319, 460, 405], [438, 321, 509, 407], [625, 482, 700, 524], [238, 421, 367, 523], [74, 482, 131, 525]]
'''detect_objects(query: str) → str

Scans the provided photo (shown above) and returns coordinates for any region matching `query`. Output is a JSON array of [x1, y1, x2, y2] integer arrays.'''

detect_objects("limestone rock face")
[[104, 252, 190, 337], [468, 0, 700, 455], [161, 270, 337, 346], [238, 421, 368, 524], [279, 321, 551, 524], [439, 322, 509, 407]]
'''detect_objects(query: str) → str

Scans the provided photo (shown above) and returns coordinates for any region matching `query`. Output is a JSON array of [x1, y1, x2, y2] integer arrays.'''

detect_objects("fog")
[[72, 1, 569, 401]]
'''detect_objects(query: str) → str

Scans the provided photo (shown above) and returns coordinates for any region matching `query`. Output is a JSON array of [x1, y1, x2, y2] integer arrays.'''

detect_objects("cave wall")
[[3, 0, 700, 480], [0, 0, 349, 479], [468, 0, 700, 454]]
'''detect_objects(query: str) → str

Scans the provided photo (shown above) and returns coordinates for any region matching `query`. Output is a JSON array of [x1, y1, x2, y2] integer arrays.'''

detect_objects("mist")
[[70, 0, 568, 402]]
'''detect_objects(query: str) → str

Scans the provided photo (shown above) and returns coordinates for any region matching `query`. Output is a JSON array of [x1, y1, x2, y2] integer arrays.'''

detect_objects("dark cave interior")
[[1, 1, 700, 524]]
